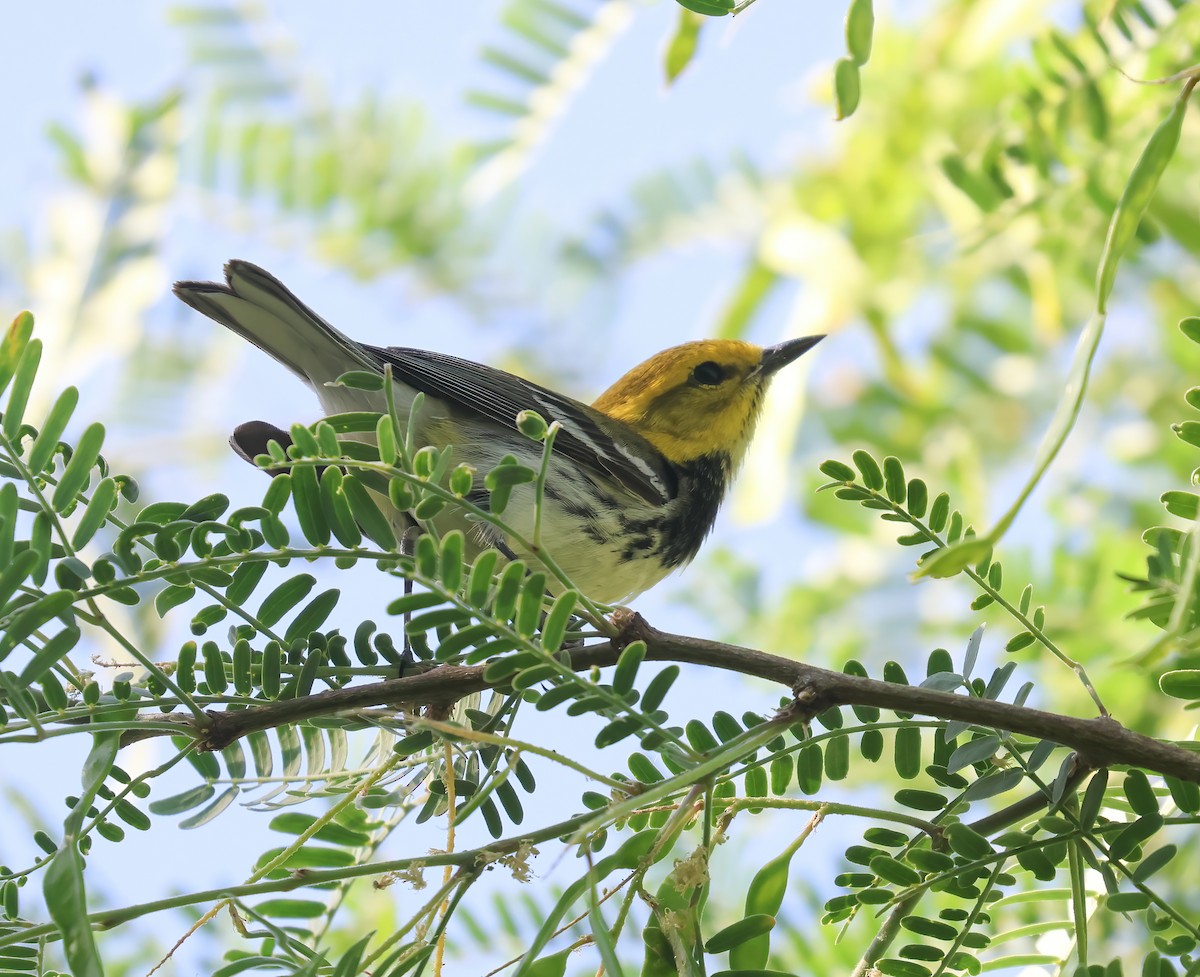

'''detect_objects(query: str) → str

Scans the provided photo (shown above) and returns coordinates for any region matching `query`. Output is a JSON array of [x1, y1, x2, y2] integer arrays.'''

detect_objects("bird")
[[173, 260, 822, 604]]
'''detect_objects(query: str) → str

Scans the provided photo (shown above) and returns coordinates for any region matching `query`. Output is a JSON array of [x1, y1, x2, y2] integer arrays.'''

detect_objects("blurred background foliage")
[[4, 0, 1200, 973]]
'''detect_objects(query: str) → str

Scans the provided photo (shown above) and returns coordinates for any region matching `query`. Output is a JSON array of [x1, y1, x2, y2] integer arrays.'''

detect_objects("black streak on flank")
[[621, 452, 730, 570]]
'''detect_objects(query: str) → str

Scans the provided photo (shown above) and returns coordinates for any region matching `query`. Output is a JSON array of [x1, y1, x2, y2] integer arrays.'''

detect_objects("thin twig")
[[107, 611, 1200, 784]]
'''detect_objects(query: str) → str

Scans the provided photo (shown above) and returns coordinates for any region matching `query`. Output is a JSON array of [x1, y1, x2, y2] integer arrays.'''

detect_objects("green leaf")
[[0, 549, 39, 616], [1006, 632, 1036, 653], [466, 549, 500, 608], [945, 823, 994, 859], [1096, 80, 1193, 313], [1122, 769, 1158, 816], [928, 492, 950, 533], [270, 812, 372, 847], [704, 914, 776, 954], [179, 786, 239, 829], [0, 590, 77, 660], [492, 561, 527, 621], [18, 626, 81, 686], [0, 481, 16, 566], [914, 538, 990, 579], [1160, 669, 1200, 700], [341, 474, 398, 550], [664, 9, 703, 84], [44, 731, 117, 977], [870, 855, 920, 887], [330, 934, 376, 977], [641, 665, 679, 712], [894, 725, 922, 780], [414, 533, 438, 578], [769, 754, 792, 794], [28, 386, 79, 475], [906, 479, 928, 517], [1079, 769, 1108, 830], [148, 787, 217, 820], [284, 589, 340, 645], [320, 467, 362, 547], [255, 898, 328, 918], [1016, 846, 1059, 882], [155, 584, 195, 618], [612, 640, 646, 696], [845, 0, 874, 65], [417, 480, 447, 515], [1173, 420, 1200, 448], [673, 0, 732, 15], [796, 743, 822, 794], [440, 530, 465, 592], [71, 477, 118, 549], [595, 715, 642, 749], [387, 590, 446, 616], [520, 948, 569, 977], [263, 473, 292, 514], [864, 828, 908, 848], [515, 573, 547, 637], [1132, 844, 1177, 882], [900, 916, 957, 940], [1162, 491, 1199, 519], [485, 457, 535, 515], [291, 464, 329, 545], [512, 833, 658, 976], [232, 638, 253, 695], [52, 423, 106, 511], [860, 728, 884, 761], [374, 413, 399, 467], [834, 57, 861, 120], [203, 642, 228, 694], [1180, 316, 1200, 345], [1105, 892, 1149, 912], [882, 456, 906, 504], [4, 338, 42, 442], [851, 449, 883, 489], [1108, 812, 1162, 860], [824, 734, 850, 781], [819, 459, 856, 481], [541, 590, 577, 653], [0, 312, 34, 399], [258, 574, 317, 627], [946, 733, 1000, 773], [894, 789, 946, 811], [225, 562, 269, 606], [330, 370, 384, 391]]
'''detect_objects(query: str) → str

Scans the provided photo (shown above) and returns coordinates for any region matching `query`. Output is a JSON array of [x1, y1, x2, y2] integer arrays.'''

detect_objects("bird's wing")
[[366, 345, 677, 506]]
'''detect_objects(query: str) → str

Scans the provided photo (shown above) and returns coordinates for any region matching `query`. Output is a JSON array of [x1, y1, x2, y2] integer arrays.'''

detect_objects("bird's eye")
[[691, 361, 725, 386]]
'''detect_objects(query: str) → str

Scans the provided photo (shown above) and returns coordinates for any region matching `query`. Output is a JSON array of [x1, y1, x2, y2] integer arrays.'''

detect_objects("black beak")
[[759, 334, 824, 376]]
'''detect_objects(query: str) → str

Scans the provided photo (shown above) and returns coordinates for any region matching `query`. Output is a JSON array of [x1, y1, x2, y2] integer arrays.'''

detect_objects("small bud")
[[329, 370, 385, 391], [515, 410, 549, 441], [450, 463, 475, 497], [388, 479, 416, 511], [412, 446, 438, 479]]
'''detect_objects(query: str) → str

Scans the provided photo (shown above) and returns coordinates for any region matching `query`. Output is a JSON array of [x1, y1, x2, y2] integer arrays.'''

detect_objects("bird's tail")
[[173, 260, 378, 386]]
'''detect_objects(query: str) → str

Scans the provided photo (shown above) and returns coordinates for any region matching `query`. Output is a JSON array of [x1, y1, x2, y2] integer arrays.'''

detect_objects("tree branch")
[[116, 611, 1200, 784]]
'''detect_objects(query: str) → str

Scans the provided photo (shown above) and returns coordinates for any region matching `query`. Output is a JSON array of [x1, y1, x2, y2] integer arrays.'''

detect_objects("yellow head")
[[592, 336, 823, 464]]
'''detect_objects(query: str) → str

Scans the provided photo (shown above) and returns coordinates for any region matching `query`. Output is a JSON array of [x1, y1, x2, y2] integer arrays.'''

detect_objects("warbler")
[[174, 261, 822, 603]]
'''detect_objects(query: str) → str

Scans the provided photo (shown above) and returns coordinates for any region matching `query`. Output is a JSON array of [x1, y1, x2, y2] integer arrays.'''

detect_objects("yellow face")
[[592, 340, 771, 464]]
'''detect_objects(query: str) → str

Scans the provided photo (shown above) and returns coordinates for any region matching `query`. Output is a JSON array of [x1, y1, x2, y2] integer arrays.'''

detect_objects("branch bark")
[[119, 612, 1200, 784]]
